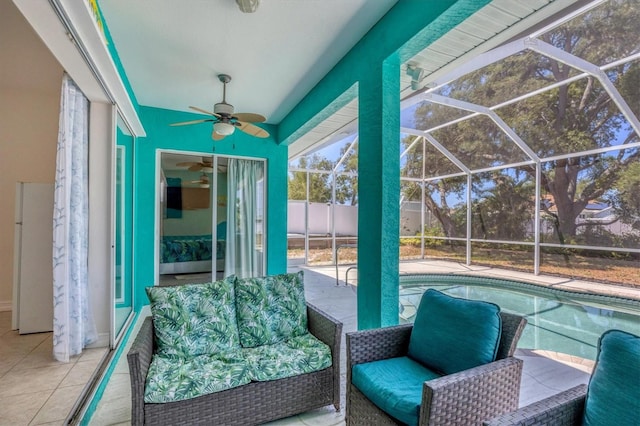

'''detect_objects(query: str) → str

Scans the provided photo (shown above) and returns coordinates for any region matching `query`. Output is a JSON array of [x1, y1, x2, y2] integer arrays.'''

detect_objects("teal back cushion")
[[234, 271, 308, 347], [146, 277, 240, 358], [582, 329, 640, 426], [407, 289, 502, 375]]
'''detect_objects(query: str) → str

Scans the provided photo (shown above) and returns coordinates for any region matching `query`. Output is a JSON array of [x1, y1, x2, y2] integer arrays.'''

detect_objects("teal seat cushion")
[[352, 356, 442, 426], [234, 271, 308, 348], [146, 277, 240, 358], [408, 289, 502, 375], [144, 350, 250, 403], [243, 333, 332, 381], [582, 329, 640, 426]]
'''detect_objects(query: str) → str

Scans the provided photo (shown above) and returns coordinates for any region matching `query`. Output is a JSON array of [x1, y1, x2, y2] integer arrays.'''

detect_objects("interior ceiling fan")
[[176, 157, 214, 173], [175, 157, 227, 173], [189, 172, 210, 188], [170, 74, 269, 141]]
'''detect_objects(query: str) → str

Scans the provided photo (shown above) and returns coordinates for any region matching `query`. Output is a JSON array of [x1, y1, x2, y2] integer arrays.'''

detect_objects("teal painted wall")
[[356, 58, 402, 329], [102, 0, 494, 323], [132, 106, 287, 309]]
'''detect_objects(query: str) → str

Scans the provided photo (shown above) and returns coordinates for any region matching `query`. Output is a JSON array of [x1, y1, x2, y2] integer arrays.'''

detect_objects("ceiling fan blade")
[[189, 106, 221, 117], [176, 161, 199, 167], [212, 131, 226, 141], [188, 164, 203, 171], [170, 119, 212, 126], [233, 113, 266, 123], [237, 121, 270, 138]]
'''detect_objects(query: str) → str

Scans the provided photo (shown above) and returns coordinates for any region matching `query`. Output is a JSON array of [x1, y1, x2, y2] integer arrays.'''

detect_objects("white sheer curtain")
[[225, 158, 263, 278], [52, 74, 97, 362]]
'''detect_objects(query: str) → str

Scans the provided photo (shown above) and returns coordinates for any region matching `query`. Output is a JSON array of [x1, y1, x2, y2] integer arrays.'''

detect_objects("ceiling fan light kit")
[[214, 121, 235, 135], [170, 74, 269, 141]]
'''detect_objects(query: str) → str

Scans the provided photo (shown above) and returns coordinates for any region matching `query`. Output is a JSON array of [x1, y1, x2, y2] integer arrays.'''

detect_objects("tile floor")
[[3, 259, 633, 425], [84, 260, 632, 425], [0, 311, 107, 425]]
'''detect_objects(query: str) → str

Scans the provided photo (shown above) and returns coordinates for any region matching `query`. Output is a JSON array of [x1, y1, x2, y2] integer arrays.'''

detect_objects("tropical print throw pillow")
[[146, 277, 240, 358], [235, 271, 308, 347]]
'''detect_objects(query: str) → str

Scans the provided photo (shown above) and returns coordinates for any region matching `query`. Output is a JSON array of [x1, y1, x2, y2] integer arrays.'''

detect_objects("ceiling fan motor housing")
[[214, 102, 234, 116]]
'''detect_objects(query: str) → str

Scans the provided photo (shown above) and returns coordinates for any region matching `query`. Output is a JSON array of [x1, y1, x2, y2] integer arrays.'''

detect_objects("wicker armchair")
[[485, 329, 640, 426], [483, 384, 588, 426], [346, 311, 527, 426]]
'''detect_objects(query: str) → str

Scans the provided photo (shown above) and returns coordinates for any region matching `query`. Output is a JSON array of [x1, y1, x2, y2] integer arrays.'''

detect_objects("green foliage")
[[399, 225, 446, 247], [335, 140, 358, 205], [405, 0, 640, 241], [471, 171, 535, 241], [607, 161, 640, 227], [288, 144, 359, 205], [288, 155, 333, 202]]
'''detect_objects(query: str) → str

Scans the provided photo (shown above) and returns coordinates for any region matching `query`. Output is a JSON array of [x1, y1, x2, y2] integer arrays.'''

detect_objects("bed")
[[159, 234, 225, 274]]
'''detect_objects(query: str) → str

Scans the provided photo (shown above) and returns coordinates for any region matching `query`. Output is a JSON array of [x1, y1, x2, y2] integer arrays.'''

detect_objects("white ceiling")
[[98, 0, 397, 124]]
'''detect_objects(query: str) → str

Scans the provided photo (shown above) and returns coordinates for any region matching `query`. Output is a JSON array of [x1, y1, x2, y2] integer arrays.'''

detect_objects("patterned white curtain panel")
[[52, 74, 97, 362], [225, 159, 263, 278]]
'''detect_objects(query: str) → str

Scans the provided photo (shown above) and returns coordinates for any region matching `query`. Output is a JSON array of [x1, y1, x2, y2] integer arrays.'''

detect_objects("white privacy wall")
[[287, 201, 358, 236]]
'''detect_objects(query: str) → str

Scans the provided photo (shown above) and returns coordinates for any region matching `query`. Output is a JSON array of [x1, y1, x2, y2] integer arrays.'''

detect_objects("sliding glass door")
[[157, 151, 265, 285], [113, 114, 134, 344]]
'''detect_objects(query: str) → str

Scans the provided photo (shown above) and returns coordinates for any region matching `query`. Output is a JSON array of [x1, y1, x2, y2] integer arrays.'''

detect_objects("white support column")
[[534, 161, 541, 275], [466, 173, 472, 265]]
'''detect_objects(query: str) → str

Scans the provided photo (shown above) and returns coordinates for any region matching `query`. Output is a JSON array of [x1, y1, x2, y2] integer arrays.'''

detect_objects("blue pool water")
[[399, 274, 640, 361]]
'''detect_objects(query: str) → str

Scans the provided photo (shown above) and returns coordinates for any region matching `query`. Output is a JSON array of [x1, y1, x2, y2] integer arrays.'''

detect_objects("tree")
[[401, 135, 468, 238], [408, 0, 640, 244], [334, 140, 358, 205], [607, 161, 640, 229], [471, 171, 535, 241], [287, 155, 333, 202]]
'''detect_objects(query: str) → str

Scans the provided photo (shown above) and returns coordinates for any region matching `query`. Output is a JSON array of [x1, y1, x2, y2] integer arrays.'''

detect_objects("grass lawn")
[[288, 244, 639, 289]]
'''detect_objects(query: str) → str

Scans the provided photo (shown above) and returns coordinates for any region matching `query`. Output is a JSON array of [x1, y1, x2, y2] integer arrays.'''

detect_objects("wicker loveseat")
[[346, 289, 527, 426], [127, 272, 342, 425]]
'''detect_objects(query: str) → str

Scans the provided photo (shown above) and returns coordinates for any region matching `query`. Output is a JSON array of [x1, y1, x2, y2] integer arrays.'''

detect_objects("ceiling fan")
[[188, 172, 210, 188], [170, 74, 269, 141], [176, 157, 214, 173], [175, 157, 227, 173]]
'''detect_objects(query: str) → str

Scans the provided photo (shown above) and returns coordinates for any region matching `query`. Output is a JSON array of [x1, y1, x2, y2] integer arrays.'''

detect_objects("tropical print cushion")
[[243, 333, 332, 381], [146, 278, 240, 358], [160, 235, 213, 263], [234, 271, 308, 348], [144, 350, 250, 403]]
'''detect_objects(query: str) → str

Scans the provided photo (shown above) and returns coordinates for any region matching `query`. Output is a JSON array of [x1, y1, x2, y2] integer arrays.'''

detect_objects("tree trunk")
[[423, 197, 458, 238], [546, 160, 588, 241]]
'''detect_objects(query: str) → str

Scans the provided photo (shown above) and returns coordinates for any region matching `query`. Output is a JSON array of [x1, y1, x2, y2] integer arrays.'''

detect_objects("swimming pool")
[[399, 274, 640, 361]]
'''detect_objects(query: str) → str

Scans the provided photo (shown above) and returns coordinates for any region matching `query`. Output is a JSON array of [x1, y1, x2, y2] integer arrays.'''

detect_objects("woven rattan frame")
[[346, 311, 527, 426], [128, 303, 342, 425], [483, 384, 588, 425]]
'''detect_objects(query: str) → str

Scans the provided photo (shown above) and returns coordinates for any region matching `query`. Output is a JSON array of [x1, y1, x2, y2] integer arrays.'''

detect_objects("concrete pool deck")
[[392, 259, 640, 301], [87, 260, 640, 425]]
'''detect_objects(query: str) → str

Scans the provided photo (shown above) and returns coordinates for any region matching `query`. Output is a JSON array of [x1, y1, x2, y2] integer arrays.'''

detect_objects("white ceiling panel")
[[98, 0, 397, 124]]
